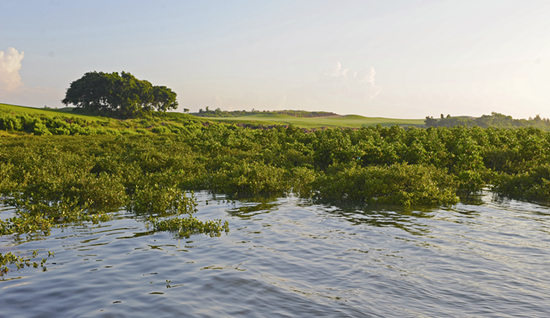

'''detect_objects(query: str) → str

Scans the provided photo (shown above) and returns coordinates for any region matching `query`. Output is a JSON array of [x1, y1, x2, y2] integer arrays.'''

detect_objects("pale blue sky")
[[1, 0, 550, 118]]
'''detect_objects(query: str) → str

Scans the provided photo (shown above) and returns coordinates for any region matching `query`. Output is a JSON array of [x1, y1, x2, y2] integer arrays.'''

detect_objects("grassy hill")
[[198, 113, 424, 128], [0, 102, 204, 135], [0, 103, 424, 134], [1, 103, 83, 117]]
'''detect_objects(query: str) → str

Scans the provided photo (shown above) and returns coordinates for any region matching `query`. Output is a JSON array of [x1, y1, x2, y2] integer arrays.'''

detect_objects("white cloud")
[[329, 61, 350, 78], [364, 67, 376, 86], [325, 61, 381, 100], [0, 47, 25, 93], [364, 67, 381, 99]]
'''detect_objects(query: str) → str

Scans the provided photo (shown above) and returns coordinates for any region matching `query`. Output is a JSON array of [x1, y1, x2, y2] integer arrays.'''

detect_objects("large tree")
[[62, 71, 178, 118]]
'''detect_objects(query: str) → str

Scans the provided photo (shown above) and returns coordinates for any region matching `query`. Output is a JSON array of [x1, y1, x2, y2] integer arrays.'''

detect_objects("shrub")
[[314, 163, 459, 208], [493, 165, 550, 204]]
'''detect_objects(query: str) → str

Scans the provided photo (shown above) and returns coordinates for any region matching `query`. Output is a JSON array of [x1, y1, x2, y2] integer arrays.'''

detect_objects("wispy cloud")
[[364, 67, 376, 86], [364, 66, 381, 99], [325, 61, 381, 100], [328, 61, 350, 78]]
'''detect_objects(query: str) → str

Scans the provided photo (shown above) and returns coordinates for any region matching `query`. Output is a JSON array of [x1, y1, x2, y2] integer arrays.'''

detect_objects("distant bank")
[[0, 103, 423, 131], [2, 102, 550, 131]]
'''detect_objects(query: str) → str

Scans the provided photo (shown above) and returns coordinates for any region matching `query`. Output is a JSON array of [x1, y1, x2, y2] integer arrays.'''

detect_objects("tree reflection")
[[315, 200, 435, 236], [227, 202, 280, 219]]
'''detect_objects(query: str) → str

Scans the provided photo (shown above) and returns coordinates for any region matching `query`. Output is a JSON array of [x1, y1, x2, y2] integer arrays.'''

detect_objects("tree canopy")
[[425, 112, 550, 129], [62, 71, 178, 118]]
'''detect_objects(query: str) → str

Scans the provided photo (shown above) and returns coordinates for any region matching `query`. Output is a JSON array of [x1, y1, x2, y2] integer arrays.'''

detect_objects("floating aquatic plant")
[[149, 215, 229, 239], [0, 249, 53, 278]]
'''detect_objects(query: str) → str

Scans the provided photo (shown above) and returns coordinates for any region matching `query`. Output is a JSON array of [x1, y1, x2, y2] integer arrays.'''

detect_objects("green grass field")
[[198, 113, 424, 128], [0, 102, 424, 129], [0, 103, 105, 120]]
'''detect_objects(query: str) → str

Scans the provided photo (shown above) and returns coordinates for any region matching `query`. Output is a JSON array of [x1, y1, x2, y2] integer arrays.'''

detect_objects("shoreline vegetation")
[[2, 102, 550, 275]]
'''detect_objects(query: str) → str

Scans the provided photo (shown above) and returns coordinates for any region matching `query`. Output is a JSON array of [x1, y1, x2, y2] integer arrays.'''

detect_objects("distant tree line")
[[425, 112, 550, 129], [193, 107, 338, 118], [62, 71, 178, 119]]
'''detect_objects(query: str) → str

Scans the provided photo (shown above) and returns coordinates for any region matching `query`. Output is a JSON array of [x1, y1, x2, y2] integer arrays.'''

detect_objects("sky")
[[1, 0, 550, 118]]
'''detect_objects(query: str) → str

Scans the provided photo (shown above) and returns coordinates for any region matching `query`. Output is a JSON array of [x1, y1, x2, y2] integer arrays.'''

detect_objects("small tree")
[[62, 71, 178, 118]]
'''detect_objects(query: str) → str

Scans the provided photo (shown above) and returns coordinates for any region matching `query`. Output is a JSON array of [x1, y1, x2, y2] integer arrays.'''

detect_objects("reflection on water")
[[1, 192, 550, 317], [227, 202, 280, 218], [325, 207, 433, 236]]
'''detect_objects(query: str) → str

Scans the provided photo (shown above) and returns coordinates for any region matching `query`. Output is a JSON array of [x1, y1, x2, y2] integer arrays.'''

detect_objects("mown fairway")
[[199, 113, 425, 128]]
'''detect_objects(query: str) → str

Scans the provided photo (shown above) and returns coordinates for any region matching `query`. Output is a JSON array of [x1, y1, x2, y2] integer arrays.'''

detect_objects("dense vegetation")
[[425, 112, 550, 129], [2, 119, 550, 209], [3, 103, 550, 275], [62, 71, 178, 118]]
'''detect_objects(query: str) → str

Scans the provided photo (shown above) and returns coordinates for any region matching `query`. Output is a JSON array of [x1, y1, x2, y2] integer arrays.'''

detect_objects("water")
[[1, 192, 549, 317]]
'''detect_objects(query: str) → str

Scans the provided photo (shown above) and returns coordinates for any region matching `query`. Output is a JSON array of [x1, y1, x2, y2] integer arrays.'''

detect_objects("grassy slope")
[[0, 103, 104, 120], [0, 103, 200, 131], [0, 103, 118, 127], [1, 102, 424, 129], [199, 113, 424, 128]]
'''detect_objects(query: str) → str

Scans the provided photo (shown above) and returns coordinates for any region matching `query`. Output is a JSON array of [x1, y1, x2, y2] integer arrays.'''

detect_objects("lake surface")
[[1, 192, 549, 317]]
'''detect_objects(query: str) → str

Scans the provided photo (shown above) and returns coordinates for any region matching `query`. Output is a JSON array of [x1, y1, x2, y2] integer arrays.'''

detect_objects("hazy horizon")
[[1, 0, 550, 119]]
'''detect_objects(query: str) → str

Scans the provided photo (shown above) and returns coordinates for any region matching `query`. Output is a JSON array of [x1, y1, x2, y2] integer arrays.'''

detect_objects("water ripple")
[[1, 192, 549, 317]]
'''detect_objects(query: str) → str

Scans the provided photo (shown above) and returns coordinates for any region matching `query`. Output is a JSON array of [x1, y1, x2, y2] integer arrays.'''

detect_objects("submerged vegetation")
[[1, 117, 550, 209], [0, 250, 52, 277], [2, 102, 550, 275]]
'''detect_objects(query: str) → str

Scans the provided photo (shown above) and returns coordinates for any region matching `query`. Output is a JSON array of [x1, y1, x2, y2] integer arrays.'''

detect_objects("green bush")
[[314, 163, 459, 208], [493, 165, 550, 204], [210, 161, 290, 198]]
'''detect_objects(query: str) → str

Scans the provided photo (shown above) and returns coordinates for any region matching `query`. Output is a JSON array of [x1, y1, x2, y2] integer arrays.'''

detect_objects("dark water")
[[1, 192, 549, 317]]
